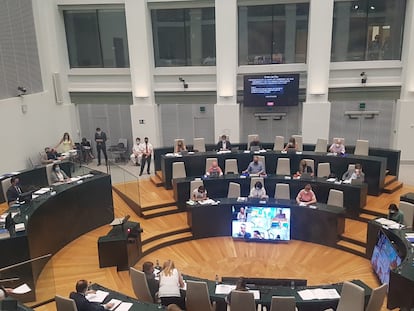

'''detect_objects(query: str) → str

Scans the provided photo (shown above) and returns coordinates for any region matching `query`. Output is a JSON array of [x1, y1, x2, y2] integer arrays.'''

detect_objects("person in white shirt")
[[249, 181, 268, 199], [130, 137, 142, 166], [329, 138, 345, 155], [50, 163, 69, 184], [158, 260, 185, 309], [192, 186, 208, 201], [139, 137, 153, 176]]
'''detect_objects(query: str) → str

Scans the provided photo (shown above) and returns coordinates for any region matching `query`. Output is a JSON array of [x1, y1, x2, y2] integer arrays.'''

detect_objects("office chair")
[[186, 280, 216, 311], [274, 183, 290, 200], [314, 138, 327, 153], [327, 189, 344, 208], [130, 267, 154, 303], [55, 295, 78, 311], [276, 158, 290, 176], [354, 139, 369, 156], [273, 136, 284, 151]]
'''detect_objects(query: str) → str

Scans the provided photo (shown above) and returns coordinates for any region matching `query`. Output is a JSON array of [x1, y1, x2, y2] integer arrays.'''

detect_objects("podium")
[[98, 221, 142, 271]]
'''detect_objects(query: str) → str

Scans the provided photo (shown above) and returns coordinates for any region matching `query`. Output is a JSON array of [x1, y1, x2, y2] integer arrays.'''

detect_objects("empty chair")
[[327, 189, 344, 208], [228, 290, 256, 311], [314, 138, 327, 153], [247, 134, 259, 150], [225, 159, 239, 174], [46, 163, 54, 185], [399, 201, 414, 228], [269, 296, 297, 311], [172, 162, 186, 179], [55, 295, 78, 311], [365, 283, 388, 311], [130, 267, 154, 303], [276, 158, 291, 176], [292, 135, 303, 151], [1, 177, 11, 202], [186, 280, 216, 311], [325, 281, 365, 311], [228, 182, 241, 198], [274, 183, 290, 200], [273, 136, 284, 151], [354, 139, 369, 156], [250, 177, 264, 190], [317, 163, 331, 178], [193, 138, 206, 152], [257, 155, 266, 172], [206, 158, 218, 172], [190, 180, 204, 198]]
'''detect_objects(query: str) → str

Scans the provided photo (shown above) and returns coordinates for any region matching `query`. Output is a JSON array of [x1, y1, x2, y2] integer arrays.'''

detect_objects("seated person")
[[249, 136, 261, 150], [274, 208, 286, 219], [236, 224, 251, 239], [80, 138, 94, 162], [192, 185, 208, 201], [174, 139, 187, 153], [237, 207, 247, 222], [329, 138, 345, 155], [388, 203, 404, 224], [296, 184, 317, 206], [296, 159, 313, 176], [69, 279, 113, 311], [217, 134, 232, 151], [6, 177, 23, 205], [249, 181, 268, 199], [206, 160, 223, 177], [130, 137, 142, 166], [225, 277, 248, 304], [0, 287, 13, 301], [50, 163, 69, 183], [158, 260, 185, 309], [342, 163, 365, 182], [242, 155, 265, 175], [41, 147, 61, 164], [253, 230, 264, 239], [283, 137, 297, 152], [142, 261, 159, 302]]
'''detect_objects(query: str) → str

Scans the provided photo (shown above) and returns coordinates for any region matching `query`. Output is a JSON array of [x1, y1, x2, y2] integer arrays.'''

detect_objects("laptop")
[[180, 150, 188, 155], [250, 146, 260, 152], [231, 147, 239, 152], [209, 171, 220, 178], [301, 173, 312, 180], [351, 178, 363, 185]]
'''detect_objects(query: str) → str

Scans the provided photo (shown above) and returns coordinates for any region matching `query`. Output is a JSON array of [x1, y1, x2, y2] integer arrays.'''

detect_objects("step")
[[384, 175, 397, 186], [358, 213, 379, 222], [142, 205, 181, 219], [142, 231, 193, 255], [339, 235, 366, 248], [141, 201, 177, 212], [150, 174, 164, 187], [336, 240, 366, 257], [383, 181, 403, 194], [155, 170, 163, 180]]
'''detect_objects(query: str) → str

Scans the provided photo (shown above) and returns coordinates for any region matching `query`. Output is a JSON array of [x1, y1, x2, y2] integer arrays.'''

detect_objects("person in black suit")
[[143, 261, 159, 302], [6, 177, 22, 205], [217, 134, 232, 151], [94, 128, 108, 166], [69, 280, 113, 311]]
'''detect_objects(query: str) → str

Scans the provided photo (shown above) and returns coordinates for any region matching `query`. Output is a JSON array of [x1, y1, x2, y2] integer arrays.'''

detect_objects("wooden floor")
[[11, 180, 414, 311]]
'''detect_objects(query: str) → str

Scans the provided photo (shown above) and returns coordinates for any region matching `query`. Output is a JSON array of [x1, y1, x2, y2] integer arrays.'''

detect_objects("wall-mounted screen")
[[232, 206, 291, 241], [243, 74, 299, 107], [371, 230, 402, 284]]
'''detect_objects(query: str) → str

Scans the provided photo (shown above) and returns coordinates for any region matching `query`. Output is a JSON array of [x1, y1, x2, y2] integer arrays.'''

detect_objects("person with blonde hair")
[[158, 260, 185, 309]]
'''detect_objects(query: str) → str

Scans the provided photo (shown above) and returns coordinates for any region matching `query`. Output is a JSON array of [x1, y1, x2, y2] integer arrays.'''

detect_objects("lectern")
[[98, 221, 142, 271]]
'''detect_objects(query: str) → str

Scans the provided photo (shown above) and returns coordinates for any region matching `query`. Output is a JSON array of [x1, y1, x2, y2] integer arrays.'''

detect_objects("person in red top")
[[296, 184, 317, 206], [206, 160, 223, 176]]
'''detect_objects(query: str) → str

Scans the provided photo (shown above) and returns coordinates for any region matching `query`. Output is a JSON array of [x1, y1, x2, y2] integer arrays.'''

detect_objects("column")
[[125, 0, 160, 146], [332, 2, 351, 62], [214, 0, 240, 143], [302, 0, 334, 143], [284, 4, 297, 64], [189, 8, 202, 66], [394, 0, 414, 161]]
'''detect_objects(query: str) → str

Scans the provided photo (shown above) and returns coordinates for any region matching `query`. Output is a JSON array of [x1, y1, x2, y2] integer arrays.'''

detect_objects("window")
[[331, 0, 406, 62], [151, 7, 216, 66], [64, 9, 129, 68], [238, 3, 309, 65]]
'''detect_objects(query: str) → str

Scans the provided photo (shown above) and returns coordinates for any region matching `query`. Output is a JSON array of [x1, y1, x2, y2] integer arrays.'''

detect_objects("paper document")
[[298, 288, 340, 300], [86, 290, 109, 303], [110, 218, 124, 226], [249, 290, 260, 299], [34, 188, 51, 195], [326, 178, 336, 182], [116, 302, 133, 311], [15, 223, 25, 232], [215, 284, 236, 295], [199, 199, 216, 205], [107, 299, 122, 310], [12, 284, 31, 294]]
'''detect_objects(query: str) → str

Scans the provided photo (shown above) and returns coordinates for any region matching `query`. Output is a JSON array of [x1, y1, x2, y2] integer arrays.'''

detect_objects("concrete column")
[[394, 0, 414, 161], [214, 0, 240, 142], [284, 4, 297, 64], [332, 2, 351, 62], [125, 0, 160, 146], [238, 6, 248, 65], [302, 0, 334, 143], [189, 8, 202, 66]]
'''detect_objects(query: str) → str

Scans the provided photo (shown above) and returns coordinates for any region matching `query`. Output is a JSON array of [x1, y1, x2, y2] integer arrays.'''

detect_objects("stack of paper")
[[215, 284, 236, 295], [12, 284, 31, 294], [107, 299, 122, 310], [34, 188, 51, 195], [405, 233, 414, 244], [375, 218, 402, 229], [116, 302, 133, 311], [298, 288, 340, 300], [15, 223, 25, 232], [86, 290, 109, 303]]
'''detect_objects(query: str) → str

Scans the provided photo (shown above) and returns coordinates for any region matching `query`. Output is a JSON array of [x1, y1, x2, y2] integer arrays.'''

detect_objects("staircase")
[[383, 174, 403, 194], [150, 171, 164, 187]]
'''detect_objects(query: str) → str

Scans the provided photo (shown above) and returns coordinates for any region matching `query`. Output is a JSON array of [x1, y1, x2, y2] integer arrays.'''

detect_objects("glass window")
[[238, 3, 309, 65], [331, 0, 406, 62], [151, 7, 216, 66], [64, 9, 129, 68]]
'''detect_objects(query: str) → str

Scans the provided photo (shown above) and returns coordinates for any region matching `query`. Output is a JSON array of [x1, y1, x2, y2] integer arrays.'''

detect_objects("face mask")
[[389, 210, 395, 214], [56, 167, 60, 172], [336, 144, 340, 147], [255, 187, 260, 190]]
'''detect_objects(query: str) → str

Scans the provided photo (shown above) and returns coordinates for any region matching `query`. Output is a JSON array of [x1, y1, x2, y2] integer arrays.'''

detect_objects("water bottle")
[[215, 274, 219, 285]]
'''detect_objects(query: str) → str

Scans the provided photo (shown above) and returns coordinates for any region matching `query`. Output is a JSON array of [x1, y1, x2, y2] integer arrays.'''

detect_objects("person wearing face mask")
[[50, 163, 69, 184], [296, 184, 317, 206], [388, 203, 404, 224], [6, 177, 23, 205], [243, 155, 265, 175], [94, 128, 108, 166], [192, 185, 208, 201], [342, 163, 365, 182], [249, 181, 268, 199], [139, 137, 153, 176], [130, 137, 142, 166], [329, 138, 345, 155], [217, 134, 232, 151]]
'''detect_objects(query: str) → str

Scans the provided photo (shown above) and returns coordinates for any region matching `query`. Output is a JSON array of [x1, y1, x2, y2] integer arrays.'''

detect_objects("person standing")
[[94, 128, 108, 166], [130, 137, 142, 166], [139, 137, 153, 176]]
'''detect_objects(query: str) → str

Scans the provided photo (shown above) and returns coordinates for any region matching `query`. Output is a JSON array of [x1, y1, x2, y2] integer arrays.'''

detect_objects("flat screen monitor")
[[232, 206, 291, 241], [371, 230, 402, 284], [243, 74, 299, 107]]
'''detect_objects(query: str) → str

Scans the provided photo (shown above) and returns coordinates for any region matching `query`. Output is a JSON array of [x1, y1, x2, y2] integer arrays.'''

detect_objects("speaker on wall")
[[52, 72, 64, 104]]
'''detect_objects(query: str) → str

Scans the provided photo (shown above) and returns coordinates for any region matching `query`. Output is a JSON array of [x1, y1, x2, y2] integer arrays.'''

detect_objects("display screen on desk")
[[232, 206, 291, 241], [243, 74, 299, 107], [371, 230, 401, 284]]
